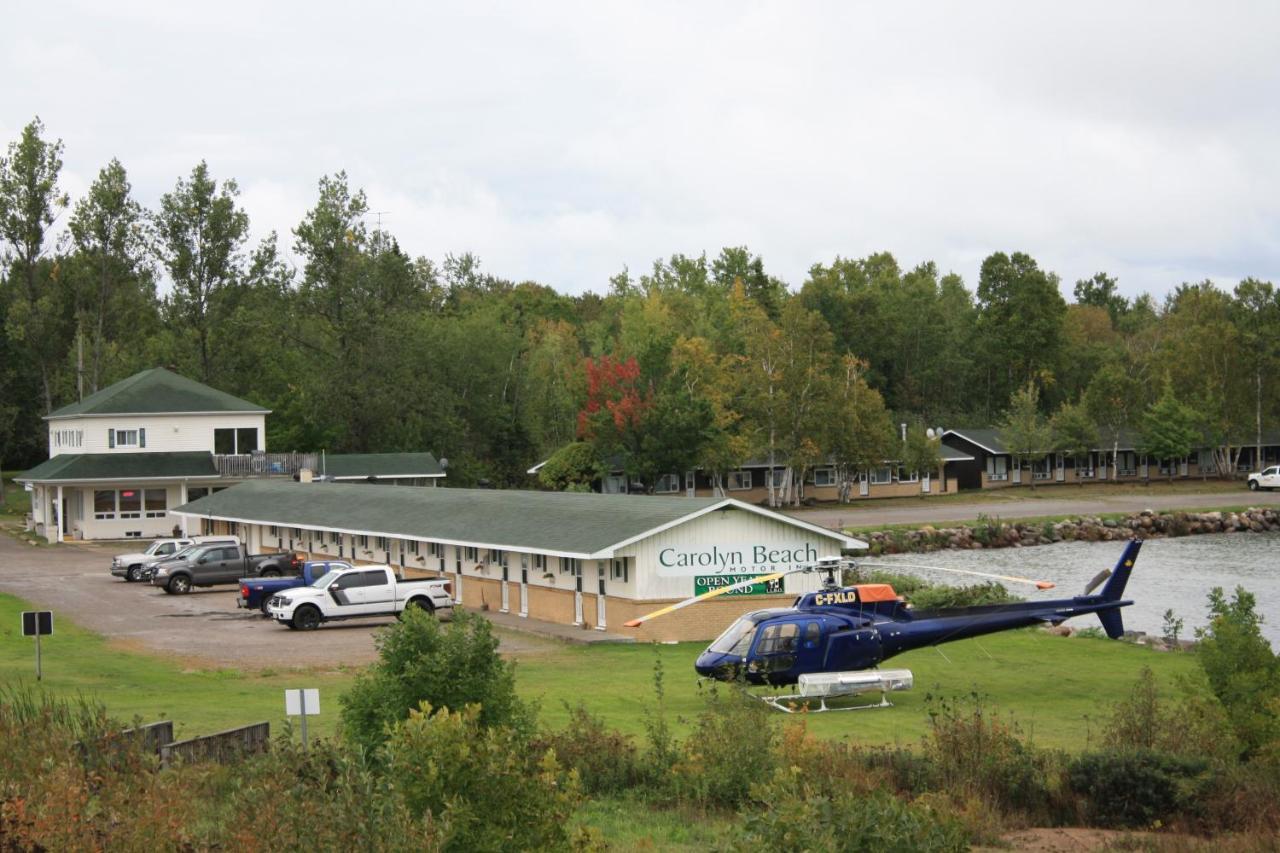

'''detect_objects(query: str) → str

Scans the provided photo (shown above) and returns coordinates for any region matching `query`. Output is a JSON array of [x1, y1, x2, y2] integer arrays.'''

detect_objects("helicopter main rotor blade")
[[857, 561, 1056, 590], [1083, 568, 1111, 595], [623, 569, 791, 628]]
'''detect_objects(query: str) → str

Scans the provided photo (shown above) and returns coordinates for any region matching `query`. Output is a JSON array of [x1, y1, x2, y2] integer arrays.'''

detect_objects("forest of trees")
[[2, 118, 1278, 501]]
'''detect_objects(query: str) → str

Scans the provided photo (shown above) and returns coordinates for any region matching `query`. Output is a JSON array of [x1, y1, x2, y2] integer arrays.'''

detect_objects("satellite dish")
[[935, 427, 944, 438], [926, 428, 936, 439]]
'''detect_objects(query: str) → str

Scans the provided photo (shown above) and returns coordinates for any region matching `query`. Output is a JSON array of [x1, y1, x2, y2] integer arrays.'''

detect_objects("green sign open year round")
[[693, 574, 784, 597]]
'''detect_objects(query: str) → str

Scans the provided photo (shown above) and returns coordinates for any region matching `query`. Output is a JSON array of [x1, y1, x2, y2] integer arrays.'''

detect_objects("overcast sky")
[[4, 1, 1278, 298]]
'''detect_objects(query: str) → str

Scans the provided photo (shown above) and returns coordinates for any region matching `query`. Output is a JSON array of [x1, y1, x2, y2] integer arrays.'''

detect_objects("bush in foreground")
[[339, 608, 533, 756], [386, 703, 580, 852]]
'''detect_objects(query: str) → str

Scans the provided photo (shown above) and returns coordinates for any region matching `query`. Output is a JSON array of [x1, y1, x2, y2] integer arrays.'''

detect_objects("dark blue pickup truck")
[[238, 560, 351, 615]]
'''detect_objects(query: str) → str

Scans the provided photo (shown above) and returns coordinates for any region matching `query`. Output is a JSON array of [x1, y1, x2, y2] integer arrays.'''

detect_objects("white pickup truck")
[[1248, 465, 1280, 491], [267, 565, 453, 630]]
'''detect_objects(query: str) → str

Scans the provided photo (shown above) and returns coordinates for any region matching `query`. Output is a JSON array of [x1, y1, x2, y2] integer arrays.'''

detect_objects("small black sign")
[[21, 611, 53, 637]]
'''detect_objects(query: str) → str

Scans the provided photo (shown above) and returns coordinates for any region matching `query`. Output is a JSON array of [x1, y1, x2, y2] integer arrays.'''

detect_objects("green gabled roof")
[[16, 452, 219, 483], [323, 452, 445, 479], [173, 480, 855, 558], [47, 368, 268, 419]]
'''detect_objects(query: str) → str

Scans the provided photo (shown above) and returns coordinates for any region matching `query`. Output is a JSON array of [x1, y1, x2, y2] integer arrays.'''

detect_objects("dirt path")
[[0, 532, 558, 669], [785, 486, 1280, 531]]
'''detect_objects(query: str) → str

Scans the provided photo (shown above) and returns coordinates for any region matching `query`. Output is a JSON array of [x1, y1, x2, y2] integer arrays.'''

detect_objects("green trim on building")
[[323, 452, 445, 479], [47, 367, 268, 418], [174, 480, 852, 558], [17, 452, 220, 483]]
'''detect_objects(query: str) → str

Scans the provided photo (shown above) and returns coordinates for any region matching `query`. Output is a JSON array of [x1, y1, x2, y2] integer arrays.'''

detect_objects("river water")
[[870, 532, 1280, 645]]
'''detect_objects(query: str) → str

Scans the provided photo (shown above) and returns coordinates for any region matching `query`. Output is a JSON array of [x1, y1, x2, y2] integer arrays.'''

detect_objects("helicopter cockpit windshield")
[[707, 615, 764, 656]]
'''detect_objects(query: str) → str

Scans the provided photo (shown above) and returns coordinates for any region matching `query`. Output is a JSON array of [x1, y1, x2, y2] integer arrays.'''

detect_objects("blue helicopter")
[[626, 540, 1141, 697]]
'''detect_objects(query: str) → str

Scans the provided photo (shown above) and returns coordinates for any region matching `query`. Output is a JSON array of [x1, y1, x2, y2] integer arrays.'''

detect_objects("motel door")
[[596, 562, 610, 630], [500, 564, 510, 613], [921, 472, 930, 494], [685, 471, 696, 497], [1056, 453, 1066, 482], [859, 473, 868, 497], [1012, 464, 1021, 485], [1140, 456, 1149, 479], [453, 546, 463, 605], [519, 568, 529, 617], [574, 563, 584, 625]]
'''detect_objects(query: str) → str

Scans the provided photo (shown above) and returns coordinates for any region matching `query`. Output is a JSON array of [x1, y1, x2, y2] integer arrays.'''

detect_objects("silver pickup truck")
[[267, 565, 453, 630]]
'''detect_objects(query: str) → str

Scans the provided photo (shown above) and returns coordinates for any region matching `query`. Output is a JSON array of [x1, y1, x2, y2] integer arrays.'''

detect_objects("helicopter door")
[[752, 622, 801, 677], [824, 626, 884, 671]]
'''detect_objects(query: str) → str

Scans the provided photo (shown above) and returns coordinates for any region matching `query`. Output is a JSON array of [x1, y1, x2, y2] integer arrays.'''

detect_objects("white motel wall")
[[175, 487, 858, 641]]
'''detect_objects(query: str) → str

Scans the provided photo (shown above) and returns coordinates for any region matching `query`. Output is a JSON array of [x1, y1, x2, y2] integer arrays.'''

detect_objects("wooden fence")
[[213, 452, 319, 479], [159, 721, 271, 767]]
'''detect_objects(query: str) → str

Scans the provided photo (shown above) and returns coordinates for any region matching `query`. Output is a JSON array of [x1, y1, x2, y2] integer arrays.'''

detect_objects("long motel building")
[[173, 479, 863, 641]]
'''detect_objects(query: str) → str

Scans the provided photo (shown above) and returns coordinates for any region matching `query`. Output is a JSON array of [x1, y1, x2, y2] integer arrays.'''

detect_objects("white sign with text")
[[655, 541, 820, 578]]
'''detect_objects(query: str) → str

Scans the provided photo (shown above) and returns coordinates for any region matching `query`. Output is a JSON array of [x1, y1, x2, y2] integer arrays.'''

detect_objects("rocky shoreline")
[[861, 506, 1280, 555]]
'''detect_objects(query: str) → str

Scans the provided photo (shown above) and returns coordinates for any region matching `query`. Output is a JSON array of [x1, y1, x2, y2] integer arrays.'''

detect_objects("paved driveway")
[[785, 487, 1280, 530], [0, 534, 553, 669]]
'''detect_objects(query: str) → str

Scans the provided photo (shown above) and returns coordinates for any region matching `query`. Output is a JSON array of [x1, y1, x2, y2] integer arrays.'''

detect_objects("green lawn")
[[1, 471, 31, 518], [0, 590, 1201, 752], [516, 629, 1200, 751]]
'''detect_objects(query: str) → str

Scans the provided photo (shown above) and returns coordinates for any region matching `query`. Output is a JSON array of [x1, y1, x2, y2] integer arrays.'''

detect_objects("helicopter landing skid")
[[754, 668, 914, 714]]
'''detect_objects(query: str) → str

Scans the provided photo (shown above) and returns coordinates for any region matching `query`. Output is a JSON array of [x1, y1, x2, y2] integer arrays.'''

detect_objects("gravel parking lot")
[[0, 533, 553, 669]]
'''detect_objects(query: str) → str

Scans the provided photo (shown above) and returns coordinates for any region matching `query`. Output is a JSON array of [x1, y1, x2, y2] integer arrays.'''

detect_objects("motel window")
[[118, 489, 142, 519], [562, 557, 580, 576], [603, 474, 627, 494], [654, 473, 680, 493], [465, 546, 478, 562], [768, 469, 786, 488], [357, 534, 369, 549], [408, 540, 420, 555], [896, 467, 918, 483], [328, 531, 340, 545], [610, 558, 628, 583], [376, 536, 389, 551], [813, 468, 836, 487], [292, 527, 303, 539], [214, 428, 259, 455], [728, 470, 752, 491], [869, 467, 893, 485], [94, 490, 116, 520], [1118, 451, 1137, 476], [534, 554, 546, 571], [111, 428, 142, 448], [144, 489, 167, 518], [187, 487, 209, 501], [228, 522, 240, 536], [1032, 456, 1052, 480], [269, 525, 279, 536], [986, 456, 1008, 481]]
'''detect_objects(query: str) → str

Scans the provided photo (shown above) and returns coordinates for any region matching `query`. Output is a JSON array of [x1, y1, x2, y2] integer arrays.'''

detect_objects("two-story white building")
[[17, 368, 446, 542]]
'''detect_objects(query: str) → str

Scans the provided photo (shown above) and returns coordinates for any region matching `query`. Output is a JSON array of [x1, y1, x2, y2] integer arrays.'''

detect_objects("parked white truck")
[[267, 565, 453, 630], [1247, 466, 1279, 491], [111, 537, 193, 582]]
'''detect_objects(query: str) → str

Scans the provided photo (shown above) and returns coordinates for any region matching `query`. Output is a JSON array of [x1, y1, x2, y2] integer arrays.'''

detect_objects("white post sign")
[[285, 688, 320, 749]]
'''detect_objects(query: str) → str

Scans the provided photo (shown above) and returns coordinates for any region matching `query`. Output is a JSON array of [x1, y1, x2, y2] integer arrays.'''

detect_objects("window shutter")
[[108, 429, 115, 448], [139, 428, 146, 448]]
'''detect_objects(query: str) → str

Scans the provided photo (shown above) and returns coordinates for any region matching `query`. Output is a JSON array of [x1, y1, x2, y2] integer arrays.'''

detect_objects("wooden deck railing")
[[213, 452, 319, 478]]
